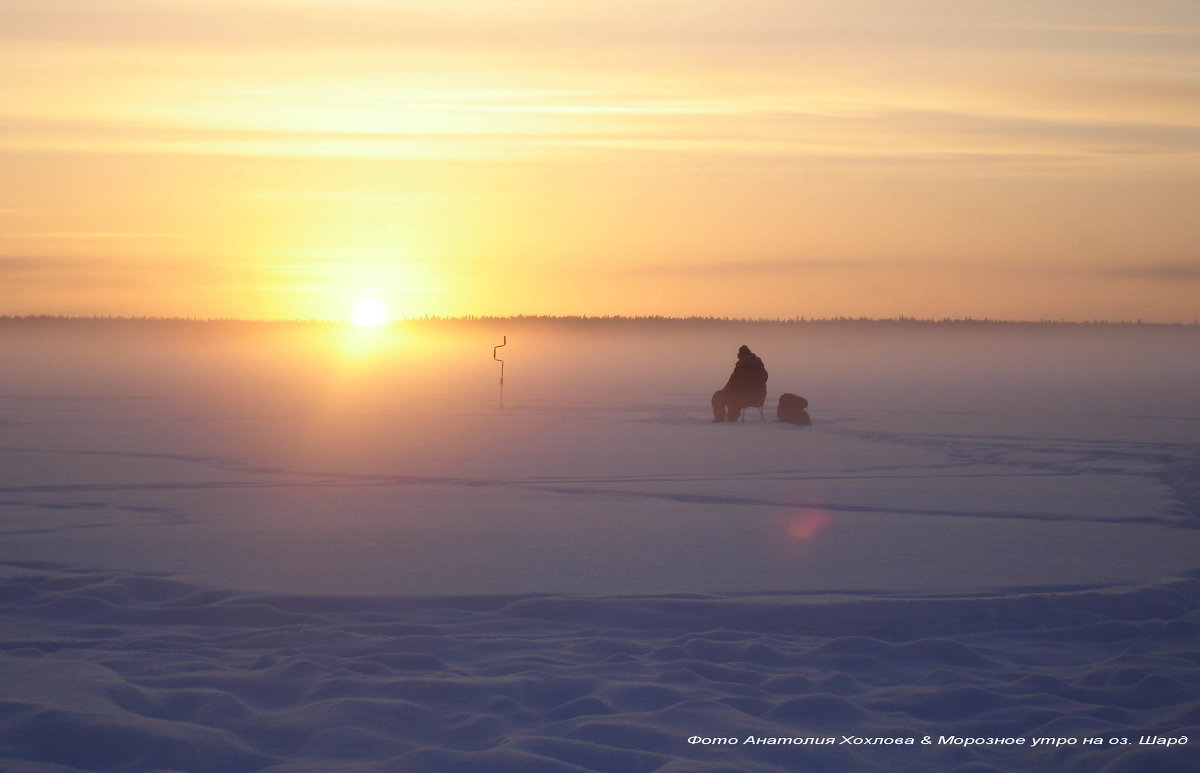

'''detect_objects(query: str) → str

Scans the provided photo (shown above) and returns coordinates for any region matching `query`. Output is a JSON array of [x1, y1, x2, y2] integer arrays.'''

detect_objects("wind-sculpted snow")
[[1, 320, 1198, 771], [0, 563, 1197, 772]]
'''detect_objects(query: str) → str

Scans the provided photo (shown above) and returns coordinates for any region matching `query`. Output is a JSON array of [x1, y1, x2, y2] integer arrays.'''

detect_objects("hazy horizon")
[[3, 313, 1199, 329]]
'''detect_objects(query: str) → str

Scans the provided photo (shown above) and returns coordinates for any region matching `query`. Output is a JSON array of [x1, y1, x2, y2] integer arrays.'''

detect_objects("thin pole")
[[493, 336, 506, 410]]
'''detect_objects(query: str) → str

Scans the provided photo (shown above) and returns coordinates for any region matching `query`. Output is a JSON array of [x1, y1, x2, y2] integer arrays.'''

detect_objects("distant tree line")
[[0, 314, 1196, 331]]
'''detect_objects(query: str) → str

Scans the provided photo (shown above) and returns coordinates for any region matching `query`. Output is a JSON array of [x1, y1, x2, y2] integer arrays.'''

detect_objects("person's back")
[[712, 345, 768, 422]]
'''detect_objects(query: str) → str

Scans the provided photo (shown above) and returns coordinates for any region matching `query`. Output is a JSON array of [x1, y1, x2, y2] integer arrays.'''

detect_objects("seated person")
[[712, 345, 768, 422]]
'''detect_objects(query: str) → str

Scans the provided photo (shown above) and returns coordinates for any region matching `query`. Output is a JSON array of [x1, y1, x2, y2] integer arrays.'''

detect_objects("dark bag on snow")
[[776, 393, 811, 425]]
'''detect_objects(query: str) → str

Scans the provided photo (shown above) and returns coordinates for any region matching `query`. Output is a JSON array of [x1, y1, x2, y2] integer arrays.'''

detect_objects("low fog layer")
[[1, 317, 1197, 596], [3, 318, 1198, 420]]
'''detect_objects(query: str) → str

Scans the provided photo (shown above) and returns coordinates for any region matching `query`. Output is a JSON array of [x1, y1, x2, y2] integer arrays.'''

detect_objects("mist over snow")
[[0, 318, 1197, 772]]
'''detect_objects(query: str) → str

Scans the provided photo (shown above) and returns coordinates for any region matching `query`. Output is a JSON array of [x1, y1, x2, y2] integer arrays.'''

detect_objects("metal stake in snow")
[[493, 336, 507, 410]]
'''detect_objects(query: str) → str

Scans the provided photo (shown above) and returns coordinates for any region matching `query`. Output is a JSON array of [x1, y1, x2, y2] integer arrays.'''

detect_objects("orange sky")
[[2, 0, 1199, 321]]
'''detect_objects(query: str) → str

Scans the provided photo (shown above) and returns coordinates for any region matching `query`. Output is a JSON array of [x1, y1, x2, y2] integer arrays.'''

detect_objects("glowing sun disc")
[[350, 299, 389, 326]]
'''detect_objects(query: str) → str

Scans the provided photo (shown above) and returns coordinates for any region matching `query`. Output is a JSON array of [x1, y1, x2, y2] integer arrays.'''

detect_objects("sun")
[[350, 299, 389, 326]]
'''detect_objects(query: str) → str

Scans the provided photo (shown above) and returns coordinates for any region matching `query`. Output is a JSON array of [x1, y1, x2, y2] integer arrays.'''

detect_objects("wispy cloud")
[[0, 255, 194, 275], [1100, 261, 1200, 281], [1011, 23, 1200, 40], [5, 106, 1198, 166], [622, 258, 1200, 283], [4, 232, 176, 240], [621, 257, 933, 278]]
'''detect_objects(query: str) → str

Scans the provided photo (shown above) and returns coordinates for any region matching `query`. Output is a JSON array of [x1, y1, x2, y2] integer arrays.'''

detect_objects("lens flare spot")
[[785, 509, 832, 542]]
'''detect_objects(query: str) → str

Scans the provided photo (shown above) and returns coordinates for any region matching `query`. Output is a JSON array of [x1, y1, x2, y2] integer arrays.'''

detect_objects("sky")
[[2, 0, 1199, 322]]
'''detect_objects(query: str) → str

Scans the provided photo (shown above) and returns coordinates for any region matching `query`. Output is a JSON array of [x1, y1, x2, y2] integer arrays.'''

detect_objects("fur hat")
[[738, 345, 752, 357]]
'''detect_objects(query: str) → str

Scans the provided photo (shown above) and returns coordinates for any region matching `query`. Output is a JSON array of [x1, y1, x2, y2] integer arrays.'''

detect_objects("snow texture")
[[0, 319, 1197, 772]]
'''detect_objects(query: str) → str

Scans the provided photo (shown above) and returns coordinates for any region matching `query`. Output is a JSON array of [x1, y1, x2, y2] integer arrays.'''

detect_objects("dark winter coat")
[[723, 354, 768, 403]]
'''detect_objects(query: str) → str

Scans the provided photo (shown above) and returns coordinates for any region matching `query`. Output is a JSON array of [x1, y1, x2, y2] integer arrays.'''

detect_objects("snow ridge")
[[2, 562, 1196, 772]]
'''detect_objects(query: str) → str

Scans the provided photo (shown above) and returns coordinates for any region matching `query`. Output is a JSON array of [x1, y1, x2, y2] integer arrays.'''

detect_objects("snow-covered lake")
[[1, 319, 1197, 771]]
